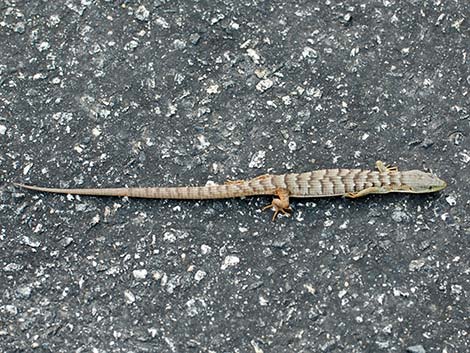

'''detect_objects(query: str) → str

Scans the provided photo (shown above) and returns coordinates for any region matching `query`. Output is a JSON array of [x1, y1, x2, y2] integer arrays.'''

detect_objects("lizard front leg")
[[345, 182, 415, 198], [262, 188, 291, 221], [345, 186, 384, 198], [375, 160, 398, 173]]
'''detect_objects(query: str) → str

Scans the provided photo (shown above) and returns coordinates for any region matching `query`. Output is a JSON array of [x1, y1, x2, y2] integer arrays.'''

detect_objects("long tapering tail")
[[13, 182, 273, 200]]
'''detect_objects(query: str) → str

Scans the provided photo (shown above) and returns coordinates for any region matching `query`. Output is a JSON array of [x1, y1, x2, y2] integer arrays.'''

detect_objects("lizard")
[[14, 161, 447, 221]]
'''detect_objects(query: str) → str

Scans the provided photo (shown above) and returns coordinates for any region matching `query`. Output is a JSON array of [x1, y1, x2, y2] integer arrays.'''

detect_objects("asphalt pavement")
[[1, 1, 469, 352]]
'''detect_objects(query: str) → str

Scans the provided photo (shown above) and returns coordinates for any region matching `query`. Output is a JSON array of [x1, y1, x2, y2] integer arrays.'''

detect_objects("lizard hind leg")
[[262, 188, 291, 221], [225, 174, 270, 186], [225, 179, 246, 185]]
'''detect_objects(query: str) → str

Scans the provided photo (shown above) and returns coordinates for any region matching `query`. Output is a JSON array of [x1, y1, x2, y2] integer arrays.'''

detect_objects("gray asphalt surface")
[[1, 1, 469, 352]]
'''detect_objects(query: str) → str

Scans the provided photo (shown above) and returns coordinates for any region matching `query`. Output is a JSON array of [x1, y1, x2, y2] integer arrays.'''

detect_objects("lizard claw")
[[262, 203, 291, 221], [376, 160, 398, 173]]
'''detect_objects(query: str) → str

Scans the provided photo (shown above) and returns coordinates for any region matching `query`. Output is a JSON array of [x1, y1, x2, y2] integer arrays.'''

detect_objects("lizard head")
[[400, 170, 447, 193]]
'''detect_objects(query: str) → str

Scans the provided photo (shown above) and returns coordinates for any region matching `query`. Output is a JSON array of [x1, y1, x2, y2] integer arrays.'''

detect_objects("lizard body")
[[14, 161, 447, 220]]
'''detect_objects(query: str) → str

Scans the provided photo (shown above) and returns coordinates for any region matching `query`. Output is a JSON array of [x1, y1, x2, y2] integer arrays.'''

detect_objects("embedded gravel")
[[1, 1, 469, 352]]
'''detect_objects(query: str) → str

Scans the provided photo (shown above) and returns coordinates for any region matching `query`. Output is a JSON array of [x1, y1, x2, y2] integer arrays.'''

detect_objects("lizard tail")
[[13, 183, 272, 200]]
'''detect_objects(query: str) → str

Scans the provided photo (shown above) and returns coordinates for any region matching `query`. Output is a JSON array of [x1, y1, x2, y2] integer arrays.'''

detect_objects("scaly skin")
[[14, 161, 447, 220]]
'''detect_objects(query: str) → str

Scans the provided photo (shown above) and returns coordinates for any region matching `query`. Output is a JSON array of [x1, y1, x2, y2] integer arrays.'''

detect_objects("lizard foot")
[[262, 188, 291, 221], [375, 160, 398, 173]]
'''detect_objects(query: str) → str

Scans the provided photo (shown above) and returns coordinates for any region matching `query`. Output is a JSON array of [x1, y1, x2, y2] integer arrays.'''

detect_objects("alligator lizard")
[[14, 161, 447, 220]]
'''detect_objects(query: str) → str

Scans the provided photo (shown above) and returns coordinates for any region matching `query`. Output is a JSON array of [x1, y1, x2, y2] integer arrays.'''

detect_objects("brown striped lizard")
[[14, 161, 446, 220]]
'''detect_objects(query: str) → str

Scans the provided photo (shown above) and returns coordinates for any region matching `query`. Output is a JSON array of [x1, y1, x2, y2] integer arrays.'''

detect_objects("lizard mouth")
[[436, 179, 447, 191], [427, 178, 447, 192]]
